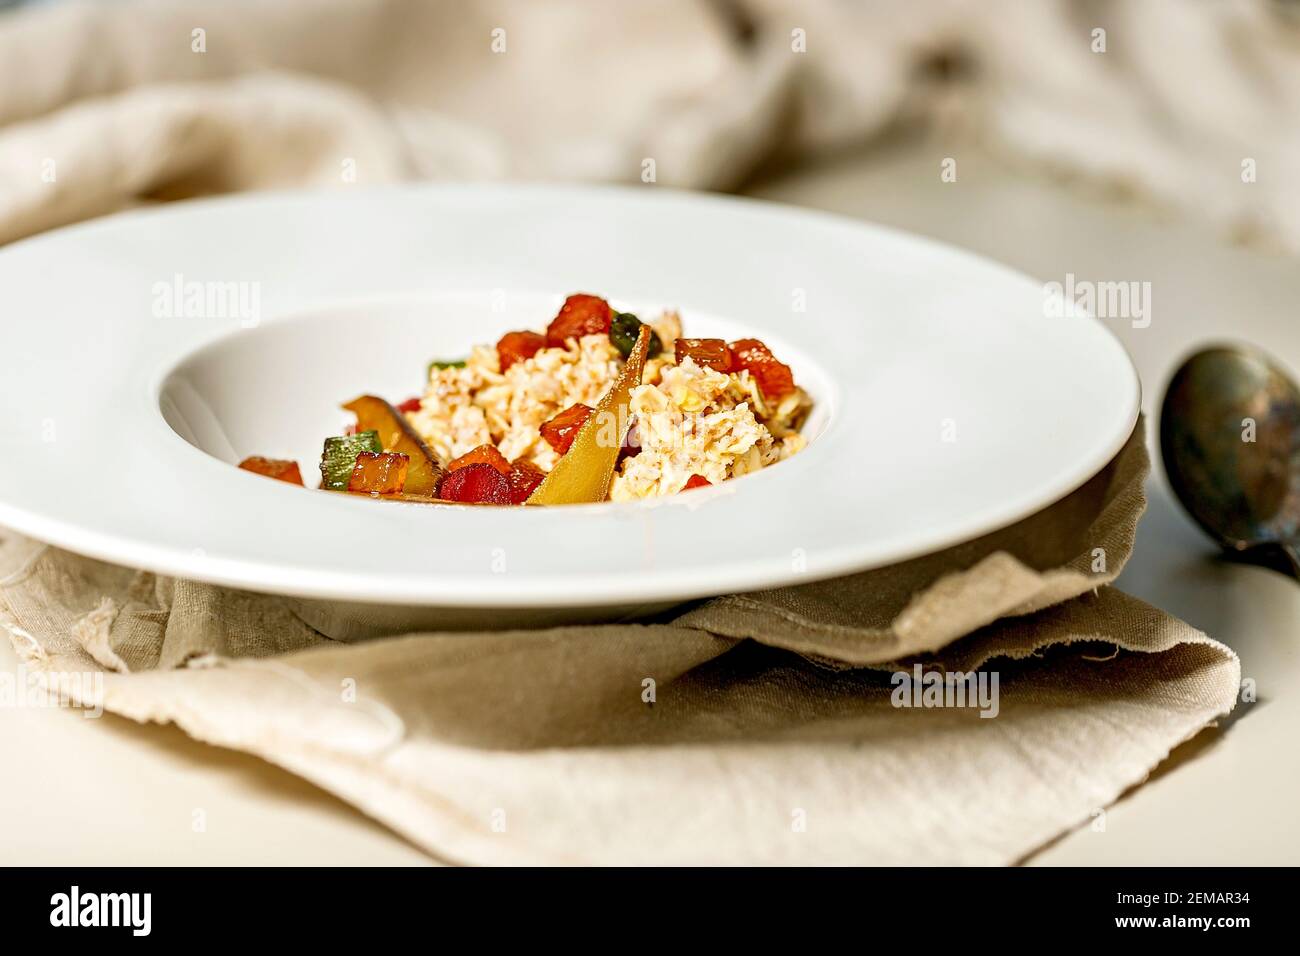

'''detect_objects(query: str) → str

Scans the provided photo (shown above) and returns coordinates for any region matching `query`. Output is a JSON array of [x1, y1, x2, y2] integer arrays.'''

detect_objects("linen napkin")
[[3, 0, 1300, 252], [0, 0, 1249, 864], [0, 420, 1241, 865]]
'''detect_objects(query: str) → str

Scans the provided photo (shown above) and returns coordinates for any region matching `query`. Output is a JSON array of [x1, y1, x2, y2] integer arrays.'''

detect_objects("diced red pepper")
[[347, 452, 409, 494], [674, 338, 733, 373], [728, 338, 795, 400], [682, 474, 712, 491], [394, 397, 423, 414], [238, 456, 305, 486], [448, 443, 512, 475], [438, 462, 514, 504], [546, 294, 612, 348], [507, 458, 546, 504], [496, 330, 547, 372], [540, 403, 593, 455]]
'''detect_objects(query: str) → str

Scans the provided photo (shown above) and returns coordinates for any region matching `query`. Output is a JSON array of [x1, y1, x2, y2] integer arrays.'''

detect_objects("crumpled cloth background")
[[0, 422, 1242, 865], [2, 0, 1299, 249], [0, 0, 1256, 863]]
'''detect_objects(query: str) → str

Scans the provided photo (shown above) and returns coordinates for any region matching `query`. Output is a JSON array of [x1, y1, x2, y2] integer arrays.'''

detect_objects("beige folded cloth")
[[4, 0, 1300, 250], [0, 421, 1241, 865]]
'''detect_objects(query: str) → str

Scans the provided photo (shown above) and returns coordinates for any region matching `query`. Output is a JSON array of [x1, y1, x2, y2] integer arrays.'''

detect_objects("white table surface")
[[3, 140, 1298, 865]]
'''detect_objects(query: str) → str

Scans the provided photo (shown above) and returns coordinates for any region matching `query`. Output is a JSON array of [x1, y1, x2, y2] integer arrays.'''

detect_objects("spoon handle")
[[1281, 543, 1300, 581]]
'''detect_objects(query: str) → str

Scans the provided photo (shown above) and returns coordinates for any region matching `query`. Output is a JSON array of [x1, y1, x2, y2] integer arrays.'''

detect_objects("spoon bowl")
[[1160, 345, 1300, 572]]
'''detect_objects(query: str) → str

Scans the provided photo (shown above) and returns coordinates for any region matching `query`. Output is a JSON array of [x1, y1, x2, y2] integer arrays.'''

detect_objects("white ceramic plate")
[[0, 184, 1138, 632]]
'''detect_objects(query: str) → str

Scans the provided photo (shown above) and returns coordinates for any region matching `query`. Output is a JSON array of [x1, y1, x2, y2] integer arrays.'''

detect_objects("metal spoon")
[[1160, 345, 1300, 577]]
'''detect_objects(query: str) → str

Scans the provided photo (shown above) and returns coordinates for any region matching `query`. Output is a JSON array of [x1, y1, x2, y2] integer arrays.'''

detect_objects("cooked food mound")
[[238, 293, 813, 505]]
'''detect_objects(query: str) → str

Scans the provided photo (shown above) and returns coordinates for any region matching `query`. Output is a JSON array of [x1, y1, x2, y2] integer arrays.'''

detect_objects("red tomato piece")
[[438, 462, 514, 504], [238, 456, 305, 486], [674, 338, 733, 373], [394, 397, 423, 414], [507, 458, 546, 504], [496, 330, 546, 372], [448, 443, 512, 475], [346, 452, 409, 494], [545, 294, 612, 348], [728, 338, 795, 400], [682, 474, 712, 491], [539, 403, 593, 455]]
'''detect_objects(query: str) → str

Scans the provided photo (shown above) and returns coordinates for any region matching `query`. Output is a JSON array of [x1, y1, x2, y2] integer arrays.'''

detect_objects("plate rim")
[[0, 182, 1141, 607]]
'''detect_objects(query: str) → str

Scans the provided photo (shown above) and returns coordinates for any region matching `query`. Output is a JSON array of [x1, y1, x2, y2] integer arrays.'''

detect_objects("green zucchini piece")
[[609, 312, 662, 361], [319, 430, 382, 490], [427, 358, 467, 376]]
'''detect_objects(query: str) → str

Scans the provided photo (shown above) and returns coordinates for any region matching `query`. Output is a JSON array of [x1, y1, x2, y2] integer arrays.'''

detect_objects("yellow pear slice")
[[527, 325, 651, 505]]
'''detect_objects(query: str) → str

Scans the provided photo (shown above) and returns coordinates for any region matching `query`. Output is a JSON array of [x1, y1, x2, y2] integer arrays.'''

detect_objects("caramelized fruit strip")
[[345, 492, 498, 506], [342, 395, 444, 496], [238, 456, 304, 486], [347, 451, 409, 494], [527, 325, 651, 505]]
